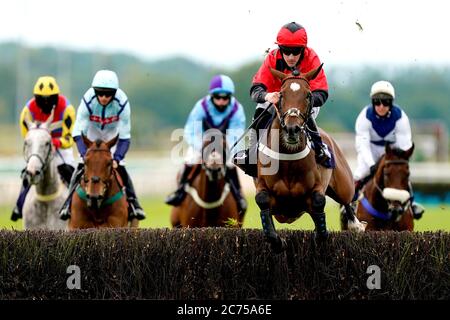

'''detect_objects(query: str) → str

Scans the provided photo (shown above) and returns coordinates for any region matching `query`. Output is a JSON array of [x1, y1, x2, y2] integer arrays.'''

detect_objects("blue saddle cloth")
[[310, 140, 336, 169]]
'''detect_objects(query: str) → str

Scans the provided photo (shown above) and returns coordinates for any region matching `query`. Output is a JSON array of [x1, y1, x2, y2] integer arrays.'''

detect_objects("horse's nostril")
[[295, 126, 301, 133]]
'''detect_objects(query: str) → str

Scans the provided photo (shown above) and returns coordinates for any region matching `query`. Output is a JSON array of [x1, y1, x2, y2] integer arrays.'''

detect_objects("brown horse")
[[255, 66, 366, 251], [69, 136, 128, 229], [171, 129, 242, 228], [354, 144, 415, 231]]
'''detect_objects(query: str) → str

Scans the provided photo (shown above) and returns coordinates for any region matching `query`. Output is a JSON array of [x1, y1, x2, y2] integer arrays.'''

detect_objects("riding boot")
[[11, 179, 31, 221], [306, 117, 331, 165], [226, 166, 248, 216], [57, 163, 75, 187], [59, 163, 84, 221], [116, 165, 146, 221], [165, 164, 194, 206], [352, 170, 374, 202], [409, 181, 425, 219], [352, 180, 363, 202], [233, 107, 272, 177]]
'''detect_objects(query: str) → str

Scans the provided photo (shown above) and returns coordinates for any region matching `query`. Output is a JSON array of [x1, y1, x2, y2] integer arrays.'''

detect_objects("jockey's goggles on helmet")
[[212, 93, 231, 101], [372, 98, 393, 107], [94, 88, 116, 98], [279, 46, 304, 56]]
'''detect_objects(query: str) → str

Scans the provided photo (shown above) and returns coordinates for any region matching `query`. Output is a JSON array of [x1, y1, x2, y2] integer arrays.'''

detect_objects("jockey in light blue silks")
[[165, 74, 248, 214], [353, 80, 425, 219], [59, 70, 146, 221]]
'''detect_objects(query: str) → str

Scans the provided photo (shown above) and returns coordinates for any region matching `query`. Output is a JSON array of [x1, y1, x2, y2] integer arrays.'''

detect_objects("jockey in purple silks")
[[165, 74, 248, 215]]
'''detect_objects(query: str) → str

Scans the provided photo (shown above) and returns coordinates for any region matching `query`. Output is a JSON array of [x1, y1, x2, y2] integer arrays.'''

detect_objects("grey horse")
[[22, 112, 68, 230]]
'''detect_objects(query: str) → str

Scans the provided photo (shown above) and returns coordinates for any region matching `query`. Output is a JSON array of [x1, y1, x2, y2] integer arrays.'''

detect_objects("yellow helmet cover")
[[33, 76, 60, 96]]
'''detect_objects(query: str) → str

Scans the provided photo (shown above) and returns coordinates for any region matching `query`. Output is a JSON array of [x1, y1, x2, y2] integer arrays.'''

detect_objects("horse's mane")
[[371, 146, 410, 178], [95, 139, 103, 148], [388, 147, 410, 159]]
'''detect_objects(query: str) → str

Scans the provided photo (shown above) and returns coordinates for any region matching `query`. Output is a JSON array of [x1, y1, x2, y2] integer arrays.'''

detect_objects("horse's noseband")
[[373, 159, 412, 217], [277, 76, 313, 132]]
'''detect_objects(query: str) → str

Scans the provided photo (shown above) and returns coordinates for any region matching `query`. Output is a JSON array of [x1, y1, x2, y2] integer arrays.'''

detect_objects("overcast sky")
[[1, 0, 449, 68]]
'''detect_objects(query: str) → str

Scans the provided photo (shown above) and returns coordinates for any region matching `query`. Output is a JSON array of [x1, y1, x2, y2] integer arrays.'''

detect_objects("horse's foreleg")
[[255, 190, 286, 253], [344, 203, 367, 232], [310, 191, 328, 239]]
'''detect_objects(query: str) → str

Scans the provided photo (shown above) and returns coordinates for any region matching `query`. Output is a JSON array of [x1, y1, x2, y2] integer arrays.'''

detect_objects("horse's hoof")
[[348, 219, 367, 232]]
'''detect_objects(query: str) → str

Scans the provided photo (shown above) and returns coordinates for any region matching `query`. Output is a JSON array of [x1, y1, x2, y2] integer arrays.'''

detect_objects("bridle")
[[371, 159, 412, 216], [275, 76, 313, 132], [23, 127, 53, 181], [80, 148, 121, 205]]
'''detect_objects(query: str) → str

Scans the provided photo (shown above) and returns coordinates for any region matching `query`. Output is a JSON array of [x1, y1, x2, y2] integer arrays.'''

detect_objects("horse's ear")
[[106, 135, 119, 150], [42, 108, 55, 130], [385, 142, 392, 154], [405, 143, 415, 159], [82, 134, 93, 149], [304, 63, 324, 81], [24, 118, 35, 131], [269, 68, 287, 81]]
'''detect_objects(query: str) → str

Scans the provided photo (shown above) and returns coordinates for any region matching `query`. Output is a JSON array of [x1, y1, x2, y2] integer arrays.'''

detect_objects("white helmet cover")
[[370, 80, 395, 99], [92, 70, 119, 89]]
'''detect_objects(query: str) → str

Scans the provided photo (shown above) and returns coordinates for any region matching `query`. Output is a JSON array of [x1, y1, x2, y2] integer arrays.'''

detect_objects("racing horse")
[[69, 135, 128, 229], [255, 66, 366, 251], [171, 128, 242, 228], [351, 144, 415, 231], [21, 111, 68, 230]]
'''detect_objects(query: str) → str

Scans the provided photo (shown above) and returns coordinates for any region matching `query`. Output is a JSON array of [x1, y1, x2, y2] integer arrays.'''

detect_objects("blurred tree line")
[[1, 42, 449, 151]]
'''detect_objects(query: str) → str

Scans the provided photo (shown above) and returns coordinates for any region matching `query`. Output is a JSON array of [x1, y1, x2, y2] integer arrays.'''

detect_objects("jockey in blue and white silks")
[[165, 74, 248, 214], [72, 87, 131, 162], [59, 70, 146, 221], [353, 80, 424, 219]]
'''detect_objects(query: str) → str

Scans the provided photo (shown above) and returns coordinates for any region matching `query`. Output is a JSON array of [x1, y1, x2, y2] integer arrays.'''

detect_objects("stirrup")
[[237, 197, 248, 215], [128, 202, 146, 220], [165, 187, 187, 206], [412, 203, 425, 219], [316, 144, 331, 164], [59, 206, 71, 221], [233, 150, 258, 177], [11, 206, 22, 221]]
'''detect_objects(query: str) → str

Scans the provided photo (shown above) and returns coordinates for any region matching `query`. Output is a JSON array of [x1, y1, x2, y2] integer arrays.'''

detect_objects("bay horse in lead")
[[255, 65, 366, 251]]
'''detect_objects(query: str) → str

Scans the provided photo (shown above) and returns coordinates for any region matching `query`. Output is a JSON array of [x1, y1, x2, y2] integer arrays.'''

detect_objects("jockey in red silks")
[[11, 76, 76, 221], [165, 74, 248, 215], [233, 21, 331, 177]]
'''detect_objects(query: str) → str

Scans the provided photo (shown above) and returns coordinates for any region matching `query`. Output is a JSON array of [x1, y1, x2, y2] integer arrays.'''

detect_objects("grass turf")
[[1, 195, 449, 231]]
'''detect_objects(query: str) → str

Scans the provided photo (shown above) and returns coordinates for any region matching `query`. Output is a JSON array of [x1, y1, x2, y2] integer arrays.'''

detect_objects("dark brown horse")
[[354, 144, 415, 231], [69, 136, 128, 229], [255, 66, 366, 251], [171, 129, 242, 228]]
